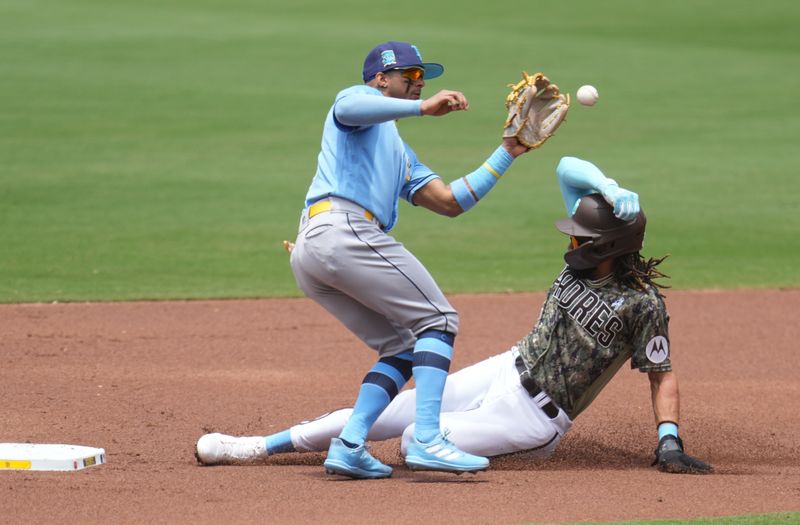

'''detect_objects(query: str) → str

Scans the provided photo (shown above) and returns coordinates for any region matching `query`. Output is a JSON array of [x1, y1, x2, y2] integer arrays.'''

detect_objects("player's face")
[[384, 68, 425, 100]]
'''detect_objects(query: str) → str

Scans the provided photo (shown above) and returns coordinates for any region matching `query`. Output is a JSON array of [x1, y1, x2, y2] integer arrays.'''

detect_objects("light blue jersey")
[[305, 85, 438, 231]]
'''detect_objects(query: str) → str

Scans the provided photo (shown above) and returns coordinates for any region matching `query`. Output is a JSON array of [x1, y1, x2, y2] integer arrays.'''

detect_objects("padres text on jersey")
[[552, 268, 623, 348]]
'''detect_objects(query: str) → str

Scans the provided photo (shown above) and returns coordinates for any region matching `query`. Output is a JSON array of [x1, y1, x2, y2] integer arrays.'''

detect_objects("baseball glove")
[[503, 71, 570, 149], [652, 435, 713, 474]]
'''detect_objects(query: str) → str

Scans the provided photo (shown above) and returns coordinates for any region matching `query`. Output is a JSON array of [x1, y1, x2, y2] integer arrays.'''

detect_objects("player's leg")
[[195, 288, 416, 472], [277, 408, 353, 453], [195, 409, 352, 465], [338, 351, 413, 446], [292, 250, 422, 477], [400, 351, 572, 458], [368, 348, 507, 439], [269, 350, 510, 450], [296, 305, 412, 477], [194, 352, 515, 465], [290, 276, 417, 440], [266, 350, 509, 453], [291, 211, 487, 472], [306, 217, 489, 472], [290, 215, 429, 448]]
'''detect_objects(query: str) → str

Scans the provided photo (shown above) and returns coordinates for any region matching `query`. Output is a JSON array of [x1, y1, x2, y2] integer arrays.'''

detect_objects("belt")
[[308, 198, 378, 223], [515, 355, 559, 419]]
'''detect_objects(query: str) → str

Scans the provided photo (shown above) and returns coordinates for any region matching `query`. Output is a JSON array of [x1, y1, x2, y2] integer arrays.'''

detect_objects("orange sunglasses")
[[394, 67, 424, 81]]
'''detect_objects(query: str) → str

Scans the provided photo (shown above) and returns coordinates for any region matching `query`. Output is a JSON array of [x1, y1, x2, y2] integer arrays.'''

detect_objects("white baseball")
[[576, 85, 599, 106]]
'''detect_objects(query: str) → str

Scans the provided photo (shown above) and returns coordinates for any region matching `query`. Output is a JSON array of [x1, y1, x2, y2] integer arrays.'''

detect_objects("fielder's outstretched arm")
[[413, 137, 529, 217], [335, 89, 469, 128], [335, 94, 423, 127]]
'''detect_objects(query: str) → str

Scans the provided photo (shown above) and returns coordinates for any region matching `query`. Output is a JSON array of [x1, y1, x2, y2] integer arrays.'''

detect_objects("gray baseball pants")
[[290, 197, 459, 357]]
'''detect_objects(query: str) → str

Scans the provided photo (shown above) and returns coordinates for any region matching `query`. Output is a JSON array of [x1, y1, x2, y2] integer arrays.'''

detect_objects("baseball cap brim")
[[419, 63, 444, 80]]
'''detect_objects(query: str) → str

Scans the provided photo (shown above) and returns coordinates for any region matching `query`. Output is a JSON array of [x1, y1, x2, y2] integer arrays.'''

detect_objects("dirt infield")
[[2, 289, 799, 524]]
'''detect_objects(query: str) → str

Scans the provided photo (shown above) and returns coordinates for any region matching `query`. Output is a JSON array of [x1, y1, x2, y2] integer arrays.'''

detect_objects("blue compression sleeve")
[[335, 94, 422, 127], [450, 146, 514, 212], [556, 156, 617, 216]]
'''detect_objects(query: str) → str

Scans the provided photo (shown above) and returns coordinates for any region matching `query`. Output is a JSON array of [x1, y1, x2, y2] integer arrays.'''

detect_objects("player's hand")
[[421, 90, 469, 116], [502, 136, 530, 158], [599, 182, 640, 221], [283, 240, 295, 254], [653, 435, 713, 474]]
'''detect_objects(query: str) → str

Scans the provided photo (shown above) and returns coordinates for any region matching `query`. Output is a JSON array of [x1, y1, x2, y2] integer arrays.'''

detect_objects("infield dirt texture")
[[1, 0, 799, 524], [2, 291, 799, 523]]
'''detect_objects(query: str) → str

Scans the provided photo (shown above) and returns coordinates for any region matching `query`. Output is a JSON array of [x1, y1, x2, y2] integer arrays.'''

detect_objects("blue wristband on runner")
[[451, 146, 514, 212]]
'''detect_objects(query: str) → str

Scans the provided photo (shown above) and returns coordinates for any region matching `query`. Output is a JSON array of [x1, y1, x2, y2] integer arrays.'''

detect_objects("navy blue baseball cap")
[[362, 41, 444, 82]]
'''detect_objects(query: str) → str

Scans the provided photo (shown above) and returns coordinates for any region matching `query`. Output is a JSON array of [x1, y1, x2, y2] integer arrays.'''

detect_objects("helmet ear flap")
[[597, 239, 616, 256]]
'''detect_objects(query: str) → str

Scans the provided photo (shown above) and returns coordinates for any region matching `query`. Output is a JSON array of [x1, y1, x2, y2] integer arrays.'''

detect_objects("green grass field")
[[2, 0, 799, 303]]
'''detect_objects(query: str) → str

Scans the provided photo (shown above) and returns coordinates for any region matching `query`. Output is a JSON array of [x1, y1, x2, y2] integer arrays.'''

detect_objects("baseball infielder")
[[262, 41, 568, 479], [197, 157, 712, 475]]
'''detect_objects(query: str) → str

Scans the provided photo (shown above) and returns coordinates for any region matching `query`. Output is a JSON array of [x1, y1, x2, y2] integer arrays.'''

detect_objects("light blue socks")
[[338, 351, 414, 446], [411, 330, 455, 443]]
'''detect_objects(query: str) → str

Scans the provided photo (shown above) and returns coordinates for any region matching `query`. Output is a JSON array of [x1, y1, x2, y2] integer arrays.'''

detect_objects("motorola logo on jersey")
[[553, 269, 623, 348], [645, 336, 669, 364]]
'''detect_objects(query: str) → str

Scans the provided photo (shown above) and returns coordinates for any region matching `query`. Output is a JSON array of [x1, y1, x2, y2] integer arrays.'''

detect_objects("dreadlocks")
[[614, 252, 670, 294]]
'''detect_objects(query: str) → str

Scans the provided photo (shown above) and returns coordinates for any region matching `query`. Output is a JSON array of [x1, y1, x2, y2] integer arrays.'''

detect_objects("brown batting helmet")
[[555, 194, 646, 270]]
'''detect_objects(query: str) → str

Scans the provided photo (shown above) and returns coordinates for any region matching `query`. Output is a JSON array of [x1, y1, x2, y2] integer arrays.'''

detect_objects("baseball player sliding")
[[196, 157, 712, 475], [220, 41, 567, 479]]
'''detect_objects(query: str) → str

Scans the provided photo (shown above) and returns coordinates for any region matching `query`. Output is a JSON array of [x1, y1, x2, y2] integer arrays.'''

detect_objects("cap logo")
[[410, 44, 422, 61], [645, 335, 669, 364], [380, 50, 397, 68]]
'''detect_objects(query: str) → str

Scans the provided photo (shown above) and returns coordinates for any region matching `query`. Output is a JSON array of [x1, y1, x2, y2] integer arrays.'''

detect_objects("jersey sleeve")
[[331, 85, 379, 132], [400, 143, 439, 204], [629, 289, 673, 372], [332, 85, 422, 132]]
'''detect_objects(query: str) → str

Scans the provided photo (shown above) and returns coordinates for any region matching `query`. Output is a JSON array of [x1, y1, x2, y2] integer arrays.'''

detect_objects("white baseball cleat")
[[195, 433, 267, 465]]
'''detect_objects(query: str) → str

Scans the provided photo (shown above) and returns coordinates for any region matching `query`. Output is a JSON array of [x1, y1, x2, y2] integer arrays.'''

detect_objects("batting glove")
[[599, 181, 640, 221]]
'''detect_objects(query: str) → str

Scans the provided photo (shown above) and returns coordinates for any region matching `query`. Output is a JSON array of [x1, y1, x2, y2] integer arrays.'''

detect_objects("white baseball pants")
[[289, 349, 572, 458]]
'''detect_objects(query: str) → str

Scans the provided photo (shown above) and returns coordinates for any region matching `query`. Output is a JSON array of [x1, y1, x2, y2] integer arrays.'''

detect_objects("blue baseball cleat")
[[323, 438, 392, 479], [405, 431, 489, 474]]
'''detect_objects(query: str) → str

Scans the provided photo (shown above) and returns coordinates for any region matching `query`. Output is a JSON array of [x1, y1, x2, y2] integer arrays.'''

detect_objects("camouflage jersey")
[[516, 266, 672, 420]]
